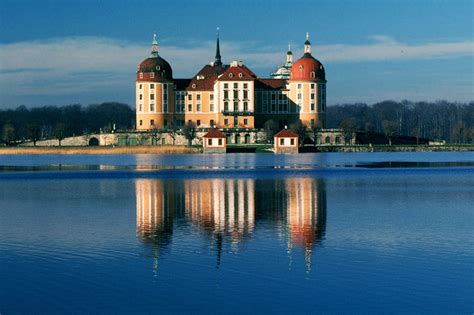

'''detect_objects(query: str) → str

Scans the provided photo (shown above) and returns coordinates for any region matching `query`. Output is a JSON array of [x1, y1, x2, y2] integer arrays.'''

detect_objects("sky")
[[0, 0, 473, 108]]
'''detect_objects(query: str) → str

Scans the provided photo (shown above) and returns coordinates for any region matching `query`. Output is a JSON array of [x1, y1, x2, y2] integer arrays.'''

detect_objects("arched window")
[[325, 136, 331, 144], [335, 136, 341, 144], [310, 71, 315, 78]]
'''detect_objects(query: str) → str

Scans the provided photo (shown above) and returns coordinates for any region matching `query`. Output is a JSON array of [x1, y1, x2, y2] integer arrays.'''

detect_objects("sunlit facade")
[[136, 32, 327, 131]]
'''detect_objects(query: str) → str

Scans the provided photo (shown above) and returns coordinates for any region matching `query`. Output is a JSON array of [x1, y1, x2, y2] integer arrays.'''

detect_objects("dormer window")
[[192, 84, 196, 88], [150, 72, 155, 78], [229, 73, 233, 78], [139, 72, 143, 79], [238, 73, 243, 78], [156, 66, 161, 70], [310, 71, 315, 78]]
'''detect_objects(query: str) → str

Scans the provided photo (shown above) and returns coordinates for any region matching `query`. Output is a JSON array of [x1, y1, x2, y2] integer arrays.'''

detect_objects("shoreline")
[[0, 144, 472, 155], [0, 145, 201, 155]]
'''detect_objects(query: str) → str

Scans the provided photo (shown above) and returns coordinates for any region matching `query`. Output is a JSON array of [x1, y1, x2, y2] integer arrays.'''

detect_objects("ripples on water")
[[0, 152, 473, 313]]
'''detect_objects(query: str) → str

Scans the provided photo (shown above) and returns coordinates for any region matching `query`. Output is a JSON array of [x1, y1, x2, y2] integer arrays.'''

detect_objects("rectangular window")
[[150, 94, 155, 100], [243, 101, 248, 111], [188, 94, 192, 100], [234, 102, 238, 112], [150, 84, 154, 89], [243, 90, 248, 99], [139, 84, 142, 89], [271, 93, 276, 101], [224, 102, 229, 111], [210, 119, 215, 127], [224, 90, 229, 99], [218, 139, 222, 146], [150, 104, 155, 111], [150, 119, 155, 126], [224, 119, 228, 125], [197, 94, 201, 101], [233, 90, 238, 99], [311, 103, 315, 111], [234, 83, 238, 88], [243, 83, 248, 89], [197, 120, 201, 126], [224, 83, 228, 89], [311, 119, 315, 127], [139, 104, 142, 111], [139, 120, 143, 126], [208, 139, 212, 146], [311, 93, 315, 100], [311, 83, 315, 89], [197, 103, 201, 112], [297, 83, 302, 89], [280, 138, 284, 145], [290, 139, 295, 146], [244, 118, 248, 125], [210, 103, 214, 112], [163, 102, 168, 113], [139, 94, 143, 100], [210, 94, 214, 101], [150, 72, 155, 78], [139, 72, 143, 79], [298, 93, 302, 100], [188, 104, 192, 112]]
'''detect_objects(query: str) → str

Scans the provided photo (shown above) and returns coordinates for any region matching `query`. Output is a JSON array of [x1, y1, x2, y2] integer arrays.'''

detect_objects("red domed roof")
[[290, 53, 325, 81], [137, 56, 173, 82]]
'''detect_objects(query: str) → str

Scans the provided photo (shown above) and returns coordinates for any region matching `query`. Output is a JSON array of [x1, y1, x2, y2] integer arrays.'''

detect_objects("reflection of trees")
[[135, 177, 326, 272]]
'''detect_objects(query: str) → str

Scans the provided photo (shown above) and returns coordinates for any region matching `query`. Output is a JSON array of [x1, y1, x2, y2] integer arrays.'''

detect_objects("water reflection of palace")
[[135, 177, 326, 271]]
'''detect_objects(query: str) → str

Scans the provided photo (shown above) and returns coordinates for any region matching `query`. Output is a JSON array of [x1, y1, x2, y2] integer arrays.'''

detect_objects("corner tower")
[[136, 34, 174, 130], [289, 33, 327, 128]]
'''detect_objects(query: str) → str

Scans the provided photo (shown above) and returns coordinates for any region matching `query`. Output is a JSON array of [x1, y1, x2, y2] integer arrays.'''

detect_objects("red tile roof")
[[203, 128, 226, 138], [218, 64, 257, 81], [186, 64, 228, 91], [255, 79, 288, 90], [274, 128, 298, 138]]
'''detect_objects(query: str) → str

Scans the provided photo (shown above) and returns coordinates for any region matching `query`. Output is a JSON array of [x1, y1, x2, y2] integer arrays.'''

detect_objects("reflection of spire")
[[214, 27, 222, 67]]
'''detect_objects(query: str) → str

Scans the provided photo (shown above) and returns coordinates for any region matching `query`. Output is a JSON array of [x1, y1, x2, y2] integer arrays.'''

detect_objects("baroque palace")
[[135, 32, 327, 131]]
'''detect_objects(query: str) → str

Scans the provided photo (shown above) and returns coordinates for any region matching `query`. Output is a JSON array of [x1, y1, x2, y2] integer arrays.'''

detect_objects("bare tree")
[[27, 123, 41, 146], [340, 117, 356, 145], [2, 123, 15, 146], [310, 121, 323, 146], [290, 120, 307, 147], [54, 122, 66, 146], [183, 122, 197, 146], [382, 120, 398, 145], [263, 120, 279, 144]]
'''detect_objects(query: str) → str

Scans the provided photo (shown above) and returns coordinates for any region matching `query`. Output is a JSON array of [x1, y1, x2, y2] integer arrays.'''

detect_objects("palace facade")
[[136, 32, 327, 131]]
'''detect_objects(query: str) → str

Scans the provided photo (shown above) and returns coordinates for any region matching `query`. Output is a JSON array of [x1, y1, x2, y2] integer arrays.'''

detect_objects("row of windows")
[[224, 83, 248, 89]]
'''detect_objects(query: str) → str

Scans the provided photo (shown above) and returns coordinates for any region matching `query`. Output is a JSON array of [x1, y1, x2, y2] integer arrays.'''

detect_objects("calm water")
[[0, 152, 473, 313]]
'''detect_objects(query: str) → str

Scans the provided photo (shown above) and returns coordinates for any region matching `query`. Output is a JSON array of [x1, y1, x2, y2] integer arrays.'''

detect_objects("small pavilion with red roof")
[[274, 127, 299, 154], [203, 128, 227, 153]]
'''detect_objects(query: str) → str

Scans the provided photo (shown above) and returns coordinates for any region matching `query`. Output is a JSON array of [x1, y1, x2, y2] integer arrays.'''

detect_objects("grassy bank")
[[0, 145, 201, 155]]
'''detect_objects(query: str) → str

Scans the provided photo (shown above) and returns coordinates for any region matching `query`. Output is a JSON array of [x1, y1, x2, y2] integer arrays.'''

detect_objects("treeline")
[[327, 100, 473, 144], [0, 102, 134, 145]]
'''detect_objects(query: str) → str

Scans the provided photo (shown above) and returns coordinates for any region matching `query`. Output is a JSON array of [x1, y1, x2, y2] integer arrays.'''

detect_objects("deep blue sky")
[[0, 0, 472, 108]]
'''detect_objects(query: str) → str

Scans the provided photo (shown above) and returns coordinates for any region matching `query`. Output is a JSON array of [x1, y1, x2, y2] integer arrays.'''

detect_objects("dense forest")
[[327, 100, 473, 144], [0, 102, 134, 145], [0, 100, 472, 145]]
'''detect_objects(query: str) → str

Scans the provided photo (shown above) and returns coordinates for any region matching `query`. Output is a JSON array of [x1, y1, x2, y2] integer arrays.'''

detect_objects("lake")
[[0, 152, 473, 313]]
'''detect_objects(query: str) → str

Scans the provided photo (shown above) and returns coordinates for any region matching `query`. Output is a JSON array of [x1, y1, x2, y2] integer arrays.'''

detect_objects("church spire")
[[151, 33, 159, 57], [214, 27, 222, 67], [286, 42, 293, 64], [304, 32, 312, 55]]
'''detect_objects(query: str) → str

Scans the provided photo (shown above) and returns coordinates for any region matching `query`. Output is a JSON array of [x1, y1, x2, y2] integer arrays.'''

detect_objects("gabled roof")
[[218, 64, 257, 81], [174, 79, 192, 90], [203, 128, 226, 138], [274, 128, 298, 138], [255, 79, 288, 90], [186, 64, 228, 91]]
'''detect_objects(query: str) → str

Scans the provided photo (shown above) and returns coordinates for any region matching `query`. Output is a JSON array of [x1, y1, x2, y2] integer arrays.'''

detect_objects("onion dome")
[[137, 34, 173, 81], [290, 33, 326, 81]]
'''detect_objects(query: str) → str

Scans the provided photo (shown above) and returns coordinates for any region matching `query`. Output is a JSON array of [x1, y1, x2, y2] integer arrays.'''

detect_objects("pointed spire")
[[286, 42, 293, 64], [151, 33, 159, 57], [214, 27, 222, 67], [304, 32, 312, 54]]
